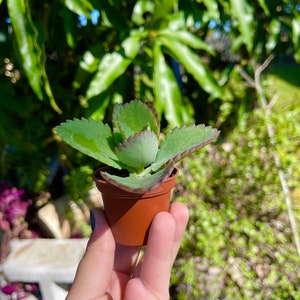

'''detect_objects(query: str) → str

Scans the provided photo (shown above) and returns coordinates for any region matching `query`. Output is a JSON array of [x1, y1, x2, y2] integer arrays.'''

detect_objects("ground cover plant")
[[171, 108, 300, 299]]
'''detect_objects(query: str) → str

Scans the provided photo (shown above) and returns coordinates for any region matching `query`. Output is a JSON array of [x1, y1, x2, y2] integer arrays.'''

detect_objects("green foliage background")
[[0, 0, 299, 191], [173, 108, 300, 299], [0, 0, 300, 298]]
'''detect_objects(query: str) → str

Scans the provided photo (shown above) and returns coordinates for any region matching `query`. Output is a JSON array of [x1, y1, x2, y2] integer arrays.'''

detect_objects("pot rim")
[[94, 166, 178, 198]]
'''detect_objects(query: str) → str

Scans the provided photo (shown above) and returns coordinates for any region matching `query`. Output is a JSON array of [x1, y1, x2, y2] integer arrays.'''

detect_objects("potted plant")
[[56, 100, 219, 246]]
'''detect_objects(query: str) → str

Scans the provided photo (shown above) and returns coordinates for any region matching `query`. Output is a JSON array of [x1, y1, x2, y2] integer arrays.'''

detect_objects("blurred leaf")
[[86, 32, 142, 99], [257, 0, 270, 16], [132, 0, 155, 25], [85, 92, 110, 120], [266, 18, 281, 53], [159, 29, 215, 55], [150, 0, 177, 25], [159, 36, 224, 99], [63, 7, 78, 48], [292, 15, 300, 62], [163, 11, 186, 31], [229, 0, 255, 53], [7, 0, 44, 99], [153, 41, 184, 127], [73, 44, 104, 89], [7, 0, 61, 113], [93, 0, 127, 29], [202, 0, 220, 22], [60, 0, 93, 18]]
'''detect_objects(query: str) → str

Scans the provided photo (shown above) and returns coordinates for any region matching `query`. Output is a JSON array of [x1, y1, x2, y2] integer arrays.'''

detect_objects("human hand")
[[66, 201, 189, 300]]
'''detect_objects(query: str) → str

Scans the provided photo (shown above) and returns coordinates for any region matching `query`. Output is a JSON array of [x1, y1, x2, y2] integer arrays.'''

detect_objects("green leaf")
[[292, 15, 300, 62], [229, 0, 255, 53], [132, 0, 155, 25], [93, 1, 127, 30], [86, 32, 142, 99], [56, 118, 122, 169], [7, 0, 61, 113], [159, 36, 224, 99], [257, 0, 270, 17], [6, 0, 42, 98], [202, 0, 220, 22], [101, 164, 174, 193], [115, 131, 159, 172], [158, 30, 215, 55], [112, 100, 160, 138], [60, 0, 93, 18], [63, 7, 78, 48], [150, 125, 220, 172], [73, 44, 104, 89], [151, 0, 177, 25], [266, 19, 281, 53], [86, 91, 110, 120], [153, 41, 184, 127]]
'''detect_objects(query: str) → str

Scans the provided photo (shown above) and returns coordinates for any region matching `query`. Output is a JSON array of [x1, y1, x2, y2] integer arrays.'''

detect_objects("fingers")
[[114, 244, 140, 275], [66, 209, 115, 300], [128, 202, 189, 298], [67, 202, 189, 300], [169, 201, 189, 264], [109, 244, 141, 299]]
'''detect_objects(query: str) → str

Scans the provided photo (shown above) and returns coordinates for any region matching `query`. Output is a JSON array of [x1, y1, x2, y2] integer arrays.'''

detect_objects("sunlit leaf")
[[73, 44, 104, 89], [132, 0, 155, 25], [159, 30, 215, 55], [202, 0, 220, 21], [150, 125, 220, 172], [60, 0, 93, 18], [153, 41, 184, 127], [257, 0, 270, 17], [7, 0, 61, 113], [86, 32, 142, 99], [56, 118, 122, 169], [159, 36, 224, 99], [150, 0, 177, 25], [292, 15, 300, 62], [266, 18, 281, 53], [229, 0, 255, 53]]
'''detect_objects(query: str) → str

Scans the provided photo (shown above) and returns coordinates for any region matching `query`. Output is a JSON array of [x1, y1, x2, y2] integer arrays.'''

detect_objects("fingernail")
[[90, 210, 96, 231]]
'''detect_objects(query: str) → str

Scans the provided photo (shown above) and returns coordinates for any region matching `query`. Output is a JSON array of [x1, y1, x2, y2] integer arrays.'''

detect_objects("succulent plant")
[[56, 100, 219, 193]]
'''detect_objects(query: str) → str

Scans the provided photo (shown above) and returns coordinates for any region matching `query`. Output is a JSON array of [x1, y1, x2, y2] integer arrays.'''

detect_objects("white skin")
[[67, 202, 189, 300]]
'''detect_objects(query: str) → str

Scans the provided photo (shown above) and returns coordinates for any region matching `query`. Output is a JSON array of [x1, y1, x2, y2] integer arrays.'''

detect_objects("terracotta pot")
[[94, 167, 178, 246]]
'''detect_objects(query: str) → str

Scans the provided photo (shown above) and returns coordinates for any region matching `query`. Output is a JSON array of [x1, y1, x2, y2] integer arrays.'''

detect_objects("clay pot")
[[94, 167, 178, 246]]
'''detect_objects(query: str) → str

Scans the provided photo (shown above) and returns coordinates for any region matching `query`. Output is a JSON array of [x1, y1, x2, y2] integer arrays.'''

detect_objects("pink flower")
[[0, 184, 32, 227]]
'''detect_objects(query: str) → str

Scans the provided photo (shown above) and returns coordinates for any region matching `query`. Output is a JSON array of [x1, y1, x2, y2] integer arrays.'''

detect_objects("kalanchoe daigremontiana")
[[56, 100, 220, 192]]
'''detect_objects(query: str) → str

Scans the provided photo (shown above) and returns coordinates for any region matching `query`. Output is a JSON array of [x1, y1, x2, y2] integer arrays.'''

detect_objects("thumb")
[[66, 209, 115, 300]]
